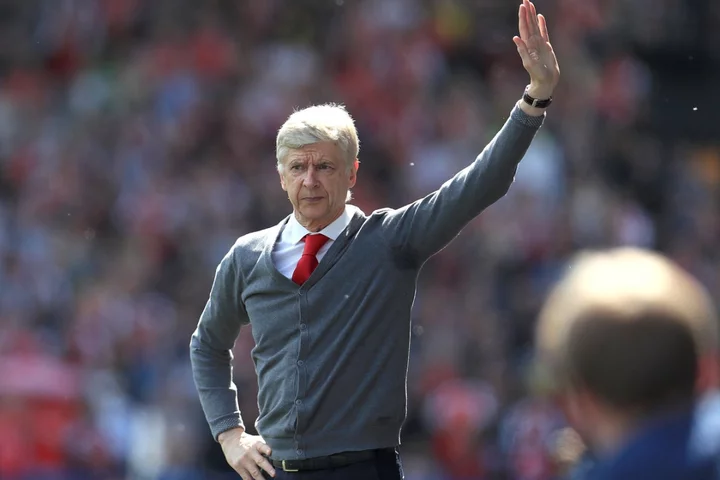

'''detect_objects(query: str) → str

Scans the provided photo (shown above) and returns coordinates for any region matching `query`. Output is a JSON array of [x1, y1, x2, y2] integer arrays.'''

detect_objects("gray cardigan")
[[190, 105, 544, 460]]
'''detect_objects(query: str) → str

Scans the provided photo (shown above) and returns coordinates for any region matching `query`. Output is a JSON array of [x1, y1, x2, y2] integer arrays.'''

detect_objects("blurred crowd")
[[0, 0, 718, 479]]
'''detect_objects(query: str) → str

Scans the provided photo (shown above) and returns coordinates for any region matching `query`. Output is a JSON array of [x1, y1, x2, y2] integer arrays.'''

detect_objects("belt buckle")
[[282, 460, 299, 472]]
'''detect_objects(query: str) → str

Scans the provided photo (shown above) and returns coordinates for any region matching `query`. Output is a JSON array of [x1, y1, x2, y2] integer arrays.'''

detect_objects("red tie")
[[292, 234, 330, 285]]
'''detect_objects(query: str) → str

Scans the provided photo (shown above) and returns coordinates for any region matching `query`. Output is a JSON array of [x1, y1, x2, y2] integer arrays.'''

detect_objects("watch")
[[523, 86, 553, 108]]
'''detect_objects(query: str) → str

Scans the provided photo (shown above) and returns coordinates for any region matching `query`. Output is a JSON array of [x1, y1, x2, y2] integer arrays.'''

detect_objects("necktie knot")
[[302, 234, 329, 256], [292, 234, 329, 285]]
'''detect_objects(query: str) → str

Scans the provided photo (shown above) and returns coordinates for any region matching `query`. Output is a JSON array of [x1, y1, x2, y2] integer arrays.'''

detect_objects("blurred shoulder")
[[694, 391, 720, 461]]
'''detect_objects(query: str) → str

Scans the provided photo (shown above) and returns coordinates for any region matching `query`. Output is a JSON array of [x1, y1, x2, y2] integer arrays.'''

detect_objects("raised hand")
[[513, 0, 560, 99]]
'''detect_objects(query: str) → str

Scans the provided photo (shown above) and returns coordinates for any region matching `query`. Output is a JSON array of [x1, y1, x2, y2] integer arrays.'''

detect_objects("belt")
[[272, 448, 392, 472]]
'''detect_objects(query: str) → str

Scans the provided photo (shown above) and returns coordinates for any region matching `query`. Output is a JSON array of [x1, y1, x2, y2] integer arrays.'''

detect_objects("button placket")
[[295, 283, 311, 437]]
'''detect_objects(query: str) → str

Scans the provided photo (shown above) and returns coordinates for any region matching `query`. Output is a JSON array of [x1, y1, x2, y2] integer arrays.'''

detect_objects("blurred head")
[[276, 104, 360, 232], [536, 248, 719, 453]]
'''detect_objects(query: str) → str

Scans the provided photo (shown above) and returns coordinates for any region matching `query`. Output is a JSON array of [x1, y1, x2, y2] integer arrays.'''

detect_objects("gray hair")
[[276, 103, 360, 171]]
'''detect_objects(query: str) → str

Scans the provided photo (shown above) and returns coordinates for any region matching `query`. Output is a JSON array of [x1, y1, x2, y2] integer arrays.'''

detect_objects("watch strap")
[[523, 86, 553, 108]]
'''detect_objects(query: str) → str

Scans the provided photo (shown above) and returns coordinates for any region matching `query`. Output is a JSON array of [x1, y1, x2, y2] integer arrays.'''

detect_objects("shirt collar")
[[283, 205, 354, 245]]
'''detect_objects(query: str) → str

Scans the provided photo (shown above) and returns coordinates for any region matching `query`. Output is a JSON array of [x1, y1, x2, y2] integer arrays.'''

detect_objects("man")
[[555, 335, 720, 480], [535, 248, 720, 480], [190, 1, 560, 478]]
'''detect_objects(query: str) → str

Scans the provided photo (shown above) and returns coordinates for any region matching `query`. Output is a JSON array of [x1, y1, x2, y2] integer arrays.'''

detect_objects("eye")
[[290, 164, 304, 171], [317, 164, 333, 170]]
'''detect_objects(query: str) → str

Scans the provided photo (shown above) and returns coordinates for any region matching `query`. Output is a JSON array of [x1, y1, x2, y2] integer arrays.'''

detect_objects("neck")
[[296, 207, 345, 233], [588, 413, 637, 456]]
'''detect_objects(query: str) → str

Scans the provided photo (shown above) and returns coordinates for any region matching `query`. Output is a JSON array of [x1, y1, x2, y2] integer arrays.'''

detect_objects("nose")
[[302, 167, 319, 188]]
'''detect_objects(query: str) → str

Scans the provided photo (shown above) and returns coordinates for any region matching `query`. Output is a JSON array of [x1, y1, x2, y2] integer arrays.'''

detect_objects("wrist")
[[517, 99, 546, 117], [218, 426, 245, 445], [526, 83, 554, 100], [519, 84, 553, 117]]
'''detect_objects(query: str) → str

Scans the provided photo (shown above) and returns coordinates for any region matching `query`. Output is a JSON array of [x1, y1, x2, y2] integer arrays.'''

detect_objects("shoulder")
[[586, 411, 720, 480], [362, 207, 404, 235], [693, 392, 720, 468], [366, 205, 418, 224], [228, 224, 282, 263], [234, 226, 277, 250], [367, 207, 394, 221]]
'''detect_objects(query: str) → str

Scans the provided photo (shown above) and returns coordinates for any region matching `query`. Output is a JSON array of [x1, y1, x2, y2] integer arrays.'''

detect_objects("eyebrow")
[[288, 157, 335, 164]]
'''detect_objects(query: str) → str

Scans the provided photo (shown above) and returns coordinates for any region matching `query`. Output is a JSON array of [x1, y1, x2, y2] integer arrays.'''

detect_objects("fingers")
[[519, 0, 543, 40], [513, 36, 532, 69], [236, 466, 252, 480], [518, 4, 531, 41], [528, 0, 538, 25], [229, 441, 275, 480], [237, 456, 273, 480], [515, 1, 559, 85], [245, 464, 267, 480], [538, 14, 550, 43], [251, 449, 276, 478], [528, 0, 542, 37], [257, 443, 272, 457]]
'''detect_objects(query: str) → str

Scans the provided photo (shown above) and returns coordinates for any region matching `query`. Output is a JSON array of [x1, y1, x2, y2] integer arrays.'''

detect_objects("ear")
[[278, 168, 287, 191], [559, 388, 596, 434], [348, 159, 359, 188], [559, 392, 583, 427]]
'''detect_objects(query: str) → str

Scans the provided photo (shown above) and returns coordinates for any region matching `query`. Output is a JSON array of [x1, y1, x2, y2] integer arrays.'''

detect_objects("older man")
[[536, 248, 720, 480], [190, 1, 559, 478]]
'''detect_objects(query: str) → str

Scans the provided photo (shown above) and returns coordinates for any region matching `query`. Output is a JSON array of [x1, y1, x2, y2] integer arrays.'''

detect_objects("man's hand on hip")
[[219, 427, 276, 479]]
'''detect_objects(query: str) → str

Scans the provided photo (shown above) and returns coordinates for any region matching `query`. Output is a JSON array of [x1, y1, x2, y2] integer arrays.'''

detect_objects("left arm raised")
[[380, 102, 543, 262], [381, 0, 559, 264]]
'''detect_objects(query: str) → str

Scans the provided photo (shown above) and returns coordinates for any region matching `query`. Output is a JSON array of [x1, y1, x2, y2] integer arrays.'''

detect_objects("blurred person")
[[190, 1, 560, 479], [500, 396, 564, 480], [423, 377, 499, 478], [535, 248, 720, 480]]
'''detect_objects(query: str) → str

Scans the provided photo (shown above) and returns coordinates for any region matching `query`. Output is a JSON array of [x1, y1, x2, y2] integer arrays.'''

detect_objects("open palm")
[[513, 0, 560, 95]]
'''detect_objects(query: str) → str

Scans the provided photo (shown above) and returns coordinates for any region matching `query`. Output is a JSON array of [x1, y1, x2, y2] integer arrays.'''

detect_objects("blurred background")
[[0, 0, 719, 479]]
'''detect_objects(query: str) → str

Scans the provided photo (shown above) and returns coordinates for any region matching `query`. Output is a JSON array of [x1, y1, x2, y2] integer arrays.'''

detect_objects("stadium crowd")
[[0, 0, 718, 479]]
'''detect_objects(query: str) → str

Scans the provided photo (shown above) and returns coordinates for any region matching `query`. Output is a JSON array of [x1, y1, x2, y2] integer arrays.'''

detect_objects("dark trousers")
[[265, 449, 404, 480]]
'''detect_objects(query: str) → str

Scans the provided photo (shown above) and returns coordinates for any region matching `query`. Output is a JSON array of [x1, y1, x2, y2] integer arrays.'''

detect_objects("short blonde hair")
[[276, 103, 360, 171], [536, 248, 719, 398]]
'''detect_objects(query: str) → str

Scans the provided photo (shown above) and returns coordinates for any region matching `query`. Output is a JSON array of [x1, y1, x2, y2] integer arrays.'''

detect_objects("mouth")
[[302, 196, 324, 202]]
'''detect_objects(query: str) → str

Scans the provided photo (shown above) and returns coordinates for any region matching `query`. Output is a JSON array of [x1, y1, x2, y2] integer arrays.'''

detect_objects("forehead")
[[285, 141, 343, 163]]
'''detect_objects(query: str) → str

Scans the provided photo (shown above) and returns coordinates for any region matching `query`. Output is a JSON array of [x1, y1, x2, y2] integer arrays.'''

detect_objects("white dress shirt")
[[272, 206, 354, 279]]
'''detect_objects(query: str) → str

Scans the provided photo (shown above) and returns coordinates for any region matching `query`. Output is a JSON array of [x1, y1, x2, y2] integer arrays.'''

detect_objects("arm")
[[190, 245, 249, 441], [382, 0, 559, 263], [381, 103, 544, 262]]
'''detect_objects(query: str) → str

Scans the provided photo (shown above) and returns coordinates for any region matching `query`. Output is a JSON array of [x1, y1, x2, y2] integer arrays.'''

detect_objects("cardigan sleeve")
[[380, 105, 544, 263], [190, 243, 250, 440]]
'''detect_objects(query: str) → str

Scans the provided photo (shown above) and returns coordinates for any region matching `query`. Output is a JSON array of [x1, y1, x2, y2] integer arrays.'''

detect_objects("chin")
[[299, 205, 329, 220]]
